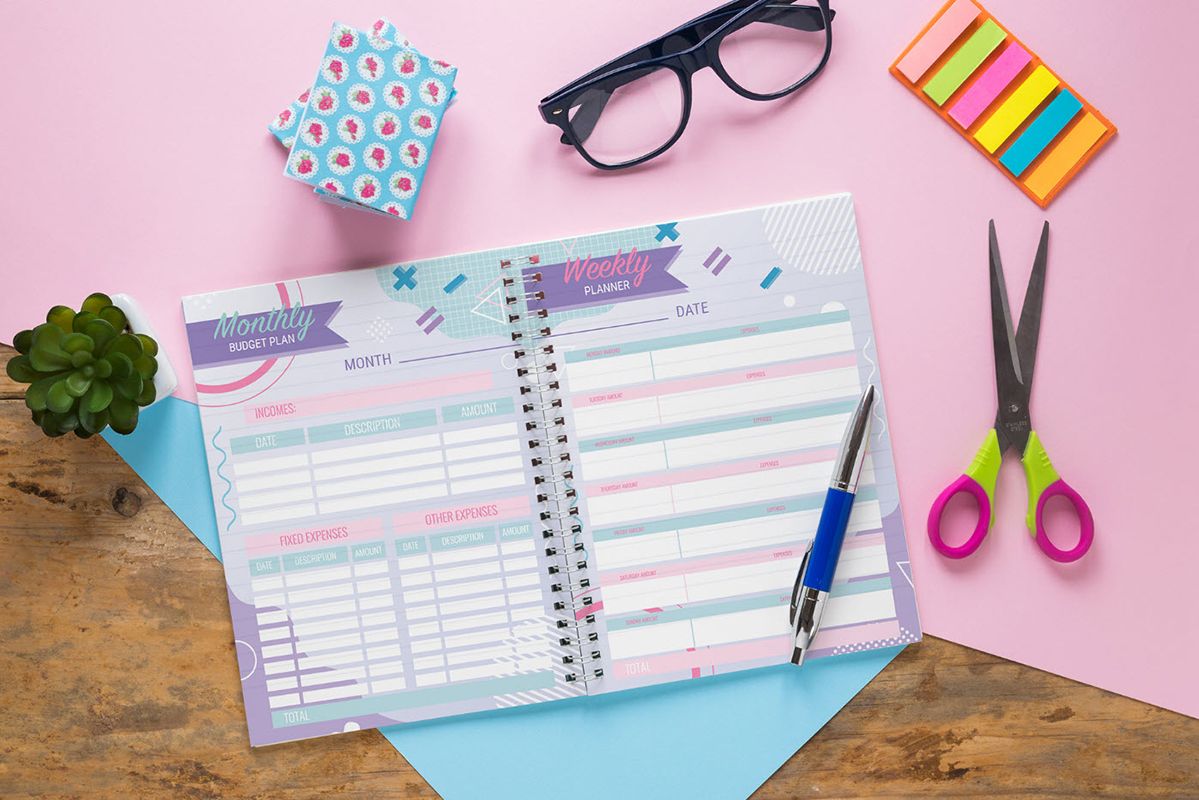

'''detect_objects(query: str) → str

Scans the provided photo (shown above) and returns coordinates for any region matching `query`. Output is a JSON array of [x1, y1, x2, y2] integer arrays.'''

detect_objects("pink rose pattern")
[[399, 139, 426, 168], [373, 112, 401, 141], [364, 142, 391, 172], [383, 80, 410, 111], [322, 55, 348, 84], [327, 146, 355, 175], [352, 174, 381, 203], [281, 20, 456, 220], [337, 114, 365, 144], [357, 53, 382, 81]]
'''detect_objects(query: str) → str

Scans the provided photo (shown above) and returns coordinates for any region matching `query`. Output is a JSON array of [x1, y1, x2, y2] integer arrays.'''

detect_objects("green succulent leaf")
[[83, 380, 114, 413], [105, 333, 143, 360], [47, 379, 74, 413], [55, 411, 79, 434], [75, 428, 95, 439], [5, 354, 36, 383], [79, 406, 110, 434], [28, 324, 72, 371], [133, 354, 158, 380], [136, 381, 157, 407], [82, 319, 117, 352], [70, 350, 93, 368], [81, 293, 113, 315], [65, 370, 92, 397], [71, 311, 97, 333], [39, 411, 65, 437], [109, 396, 139, 434], [25, 373, 66, 411], [46, 305, 76, 332], [114, 372, 143, 401], [136, 334, 159, 358], [99, 305, 128, 332], [93, 358, 112, 379], [13, 329, 33, 355], [106, 351, 134, 379], [62, 332, 93, 353]]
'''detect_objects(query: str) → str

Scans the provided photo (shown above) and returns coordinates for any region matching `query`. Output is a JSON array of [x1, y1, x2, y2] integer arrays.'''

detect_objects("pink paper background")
[[1, 1, 1195, 717]]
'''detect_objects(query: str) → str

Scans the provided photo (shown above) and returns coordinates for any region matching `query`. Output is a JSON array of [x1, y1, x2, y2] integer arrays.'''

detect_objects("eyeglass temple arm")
[[556, 3, 832, 145], [549, 2, 829, 113]]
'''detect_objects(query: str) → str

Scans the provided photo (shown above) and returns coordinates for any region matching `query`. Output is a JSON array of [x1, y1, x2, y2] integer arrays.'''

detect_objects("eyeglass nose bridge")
[[674, 48, 712, 76]]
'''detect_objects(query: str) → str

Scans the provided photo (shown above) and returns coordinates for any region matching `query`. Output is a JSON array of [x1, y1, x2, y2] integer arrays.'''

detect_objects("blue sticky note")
[[1000, 90, 1083, 177], [104, 396, 901, 798]]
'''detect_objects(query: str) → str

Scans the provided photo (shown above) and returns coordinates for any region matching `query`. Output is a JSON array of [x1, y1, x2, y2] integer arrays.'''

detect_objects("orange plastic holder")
[[890, 0, 1117, 208]]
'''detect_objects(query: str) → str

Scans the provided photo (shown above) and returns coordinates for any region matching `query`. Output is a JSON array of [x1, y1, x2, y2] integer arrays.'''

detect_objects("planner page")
[[184, 256, 585, 745], [518, 194, 921, 693]]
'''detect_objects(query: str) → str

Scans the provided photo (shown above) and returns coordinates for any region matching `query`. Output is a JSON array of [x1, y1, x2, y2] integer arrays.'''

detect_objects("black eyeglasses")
[[539, 0, 834, 170]]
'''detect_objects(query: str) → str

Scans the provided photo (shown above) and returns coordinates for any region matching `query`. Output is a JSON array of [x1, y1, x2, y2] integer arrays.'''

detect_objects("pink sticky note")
[[948, 42, 1031, 128], [895, 0, 982, 82]]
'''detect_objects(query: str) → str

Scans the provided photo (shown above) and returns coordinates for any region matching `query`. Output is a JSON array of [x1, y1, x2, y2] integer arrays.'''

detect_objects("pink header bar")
[[585, 447, 837, 497], [392, 494, 531, 534], [244, 517, 384, 555], [242, 370, 494, 424], [948, 42, 1031, 128], [895, 0, 981, 82]]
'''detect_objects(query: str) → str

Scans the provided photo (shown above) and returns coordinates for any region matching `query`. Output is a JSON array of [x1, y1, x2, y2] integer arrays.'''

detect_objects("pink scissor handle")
[[927, 474, 992, 559], [1033, 479, 1094, 563]]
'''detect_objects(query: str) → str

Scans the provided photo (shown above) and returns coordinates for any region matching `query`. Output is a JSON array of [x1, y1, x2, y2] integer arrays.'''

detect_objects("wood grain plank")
[[1, 345, 1196, 799]]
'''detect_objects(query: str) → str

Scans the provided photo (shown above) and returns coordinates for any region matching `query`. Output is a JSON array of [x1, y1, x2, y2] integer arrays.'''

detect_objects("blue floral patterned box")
[[273, 19, 457, 221]]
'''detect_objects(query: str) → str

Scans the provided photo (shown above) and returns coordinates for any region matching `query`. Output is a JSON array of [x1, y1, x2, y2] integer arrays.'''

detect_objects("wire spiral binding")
[[502, 255, 604, 686]]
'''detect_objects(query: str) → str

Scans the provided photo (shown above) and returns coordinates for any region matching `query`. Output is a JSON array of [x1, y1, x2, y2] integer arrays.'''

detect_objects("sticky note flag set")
[[268, 19, 457, 220], [891, 0, 1115, 207]]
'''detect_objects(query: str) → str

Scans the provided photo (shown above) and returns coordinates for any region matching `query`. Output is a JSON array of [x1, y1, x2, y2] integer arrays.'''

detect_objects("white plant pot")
[[110, 293, 178, 407]]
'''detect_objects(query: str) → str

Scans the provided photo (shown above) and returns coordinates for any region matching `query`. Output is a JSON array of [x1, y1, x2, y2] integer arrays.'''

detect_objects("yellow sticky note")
[[1024, 113, 1107, 199], [974, 65, 1059, 153]]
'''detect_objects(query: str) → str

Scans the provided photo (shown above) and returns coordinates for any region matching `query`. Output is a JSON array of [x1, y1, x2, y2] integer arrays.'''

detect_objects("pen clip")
[[789, 540, 813, 628]]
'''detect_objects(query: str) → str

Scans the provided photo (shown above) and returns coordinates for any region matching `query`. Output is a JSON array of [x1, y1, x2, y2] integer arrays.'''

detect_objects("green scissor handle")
[[1021, 431, 1094, 562], [928, 430, 1094, 562]]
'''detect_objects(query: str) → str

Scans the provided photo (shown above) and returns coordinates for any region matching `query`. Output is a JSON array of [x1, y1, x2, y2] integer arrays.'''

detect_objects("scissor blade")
[[1014, 221, 1048, 395], [989, 220, 1030, 454]]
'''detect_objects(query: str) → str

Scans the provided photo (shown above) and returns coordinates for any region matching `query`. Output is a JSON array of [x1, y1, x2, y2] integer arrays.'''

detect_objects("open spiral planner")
[[183, 193, 920, 746]]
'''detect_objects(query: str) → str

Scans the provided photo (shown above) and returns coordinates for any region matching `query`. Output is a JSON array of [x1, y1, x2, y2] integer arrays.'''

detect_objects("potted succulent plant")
[[6, 293, 177, 438]]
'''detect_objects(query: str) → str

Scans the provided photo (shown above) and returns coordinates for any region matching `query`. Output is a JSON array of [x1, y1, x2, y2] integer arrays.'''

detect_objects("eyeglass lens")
[[566, 3, 830, 167]]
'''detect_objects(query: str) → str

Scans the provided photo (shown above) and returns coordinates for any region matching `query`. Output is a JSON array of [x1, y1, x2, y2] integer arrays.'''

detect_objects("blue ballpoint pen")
[[789, 384, 875, 666]]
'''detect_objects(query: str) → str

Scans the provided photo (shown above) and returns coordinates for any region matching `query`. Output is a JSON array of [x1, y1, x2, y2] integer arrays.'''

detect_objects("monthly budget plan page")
[[184, 257, 582, 745], [524, 194, 921, 692]]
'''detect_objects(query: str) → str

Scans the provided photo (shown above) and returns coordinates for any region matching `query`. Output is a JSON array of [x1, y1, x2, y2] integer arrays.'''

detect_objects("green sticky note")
[[923, 19, 1007, 106]]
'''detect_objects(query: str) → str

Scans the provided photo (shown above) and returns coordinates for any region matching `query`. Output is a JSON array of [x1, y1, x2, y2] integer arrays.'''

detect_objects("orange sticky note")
[[1024, 113, 1108, 199]]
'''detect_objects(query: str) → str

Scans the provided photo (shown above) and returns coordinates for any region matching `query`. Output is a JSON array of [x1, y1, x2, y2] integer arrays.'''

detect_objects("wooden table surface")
[[1, 346, 1197, 799]]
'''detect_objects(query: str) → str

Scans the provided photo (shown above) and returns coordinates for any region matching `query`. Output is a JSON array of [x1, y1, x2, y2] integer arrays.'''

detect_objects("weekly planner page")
[[517, 194, 921, 692], [184, 256, 586, 745]]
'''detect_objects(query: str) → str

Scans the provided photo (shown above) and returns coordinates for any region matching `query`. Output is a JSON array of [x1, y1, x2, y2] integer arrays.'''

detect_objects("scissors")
[[927, 220, 1094, 562]]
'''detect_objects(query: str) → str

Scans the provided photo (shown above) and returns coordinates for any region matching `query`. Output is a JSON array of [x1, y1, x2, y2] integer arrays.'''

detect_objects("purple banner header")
[[187, 301, 347, 368], [525, 246, 686, 313]]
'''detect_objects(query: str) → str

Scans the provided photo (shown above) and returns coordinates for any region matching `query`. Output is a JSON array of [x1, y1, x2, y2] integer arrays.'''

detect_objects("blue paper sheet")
[[105, 397, 901, 799]]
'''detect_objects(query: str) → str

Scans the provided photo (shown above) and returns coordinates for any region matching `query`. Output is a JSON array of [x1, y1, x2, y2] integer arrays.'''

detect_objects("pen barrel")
[[804, 488, 856, 592]]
